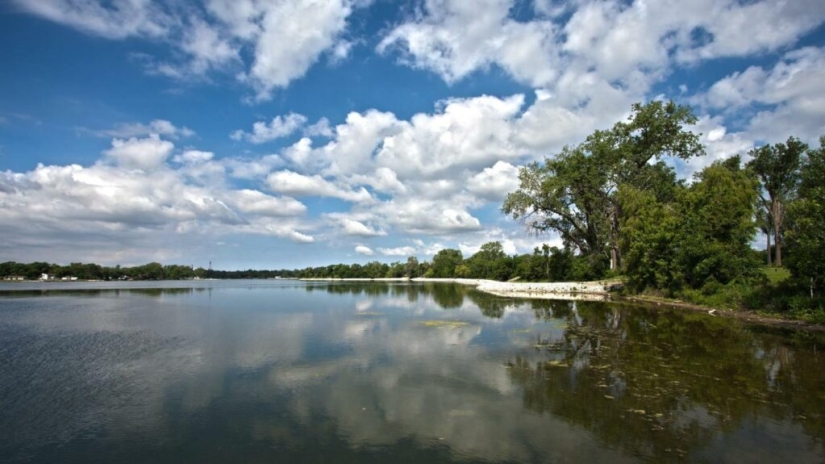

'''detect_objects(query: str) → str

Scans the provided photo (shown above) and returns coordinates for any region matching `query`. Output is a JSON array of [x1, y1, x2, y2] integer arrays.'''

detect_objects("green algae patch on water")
[[510, 328, 532, 334], [418, 320, 470, 328], [545, 359, 569, 368]]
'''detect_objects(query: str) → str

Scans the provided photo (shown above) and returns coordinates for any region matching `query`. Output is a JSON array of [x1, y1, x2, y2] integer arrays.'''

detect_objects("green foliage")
[[464, 241, 514, 280], [677, 157, 761, 288], [454, 264, 471, 278], [502, 149, 610, 259], [747, 136, 806, 267], [404, 256, 420, 278], [785, 137, 825, 297], [503, 100, 703, 278], [620, 157, 760, 294], [619, 185, 682, 293], [431, 248, 463, 278], [762, 267, 791, 285]]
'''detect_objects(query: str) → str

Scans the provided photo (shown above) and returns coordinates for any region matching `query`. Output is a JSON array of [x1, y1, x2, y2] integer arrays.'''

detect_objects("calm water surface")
[[1, 280, 824, 463]]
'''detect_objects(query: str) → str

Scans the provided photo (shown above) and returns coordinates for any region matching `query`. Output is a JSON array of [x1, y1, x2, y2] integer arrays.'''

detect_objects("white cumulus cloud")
[[266, 170, 372, 203], [14, 0, 365, 100], [103, 134, 175, 170], [231, 113, 308, 143], [355, 245, 374, 255]]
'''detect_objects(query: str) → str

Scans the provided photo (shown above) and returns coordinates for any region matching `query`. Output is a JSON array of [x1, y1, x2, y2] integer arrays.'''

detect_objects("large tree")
[[465, 241, 513, 280], [620, 157, 759, 293], [676, 156, 760, 289], [746, 137, 806, 267], [785, 137, 825, 296], [431, 248, 463, 278], [503, 100, 703, 272]]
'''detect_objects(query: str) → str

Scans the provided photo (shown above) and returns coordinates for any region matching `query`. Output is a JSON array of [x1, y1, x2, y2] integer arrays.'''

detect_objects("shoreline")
[[301, 277, 825, 331], [615, 294, 825, 332], [302, 277, 618, 301]]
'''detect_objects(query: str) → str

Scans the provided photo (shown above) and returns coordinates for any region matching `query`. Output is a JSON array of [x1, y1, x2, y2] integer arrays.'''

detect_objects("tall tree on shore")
[[503, 100, 703, 272], [747, 137, 806, 267], [785, 137, 825, 296], [431, 248, 463, 278], [620, 156, 759, 293]]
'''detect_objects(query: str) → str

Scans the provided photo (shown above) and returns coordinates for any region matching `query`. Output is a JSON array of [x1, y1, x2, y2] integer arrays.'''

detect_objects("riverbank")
[[301, 277, 619, 301], [615, 294, 825, 332], [301, 277, 825, 331]]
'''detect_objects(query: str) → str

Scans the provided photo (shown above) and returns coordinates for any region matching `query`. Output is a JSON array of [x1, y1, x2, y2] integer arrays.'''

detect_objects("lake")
[[1, 280, 823, 463]]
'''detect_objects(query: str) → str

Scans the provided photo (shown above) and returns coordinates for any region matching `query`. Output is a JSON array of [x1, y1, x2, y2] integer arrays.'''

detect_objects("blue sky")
[[1, 0, 824, 270]]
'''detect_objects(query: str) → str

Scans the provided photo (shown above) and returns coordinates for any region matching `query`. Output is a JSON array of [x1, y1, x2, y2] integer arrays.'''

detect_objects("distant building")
[[3, 276, 25, 281], [40, 273, 50, 281]]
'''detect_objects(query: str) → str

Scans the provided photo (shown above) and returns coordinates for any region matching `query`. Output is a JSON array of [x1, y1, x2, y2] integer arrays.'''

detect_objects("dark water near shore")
[[1, 280, 824, 463]]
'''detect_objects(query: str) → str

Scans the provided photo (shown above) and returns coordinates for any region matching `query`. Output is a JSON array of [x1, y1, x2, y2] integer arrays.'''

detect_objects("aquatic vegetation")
[[418, 320, 470, 328]]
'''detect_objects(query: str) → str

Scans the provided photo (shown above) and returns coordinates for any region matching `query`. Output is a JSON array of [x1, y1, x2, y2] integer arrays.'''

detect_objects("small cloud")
[[267, 170, 372, 203], [377, 246, 416, 256], [355, 245, 374, 255], [173, 150, 214, 164], [87, 119, 195, 139], [303, 117, 333, 138], [328, 39, 354, 65], [341, 218, 386, 237], [103, 134, 174, 170], [231, 113, 307, 144]]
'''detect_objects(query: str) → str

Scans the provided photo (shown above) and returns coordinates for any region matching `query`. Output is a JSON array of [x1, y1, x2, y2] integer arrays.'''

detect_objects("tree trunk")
[[773, 200, 782, 267], [610, 206, 621, 270], [766, 230, 772, 266]]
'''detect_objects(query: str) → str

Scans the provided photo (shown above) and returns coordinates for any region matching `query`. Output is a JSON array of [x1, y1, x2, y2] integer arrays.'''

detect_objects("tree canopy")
[[502, 100, 703, 271], [747, 137, 807, 267]]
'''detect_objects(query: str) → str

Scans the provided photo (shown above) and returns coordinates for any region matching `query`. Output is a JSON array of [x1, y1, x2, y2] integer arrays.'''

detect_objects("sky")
[[0, 0, 824, 270]]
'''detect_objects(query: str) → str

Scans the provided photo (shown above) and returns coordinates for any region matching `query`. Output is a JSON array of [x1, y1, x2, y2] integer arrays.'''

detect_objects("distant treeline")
[[286, 243, 617, 281], [0, 241, 616, 282], [0, 261, 212, 281]]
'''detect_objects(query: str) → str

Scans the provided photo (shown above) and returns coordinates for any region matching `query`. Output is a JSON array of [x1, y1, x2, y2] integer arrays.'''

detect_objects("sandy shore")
[[300, 277, 618, 301]]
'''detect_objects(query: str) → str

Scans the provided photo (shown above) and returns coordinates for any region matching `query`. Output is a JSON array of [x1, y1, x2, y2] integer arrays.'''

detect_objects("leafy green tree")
[[747, 137, 806, 267], [465, 241, 513, 280], [786, 137, 825, 297], [621, 157, 759, 293], [431, 249, 463, 278], [363, 261, 389, 279], [404, 256, 419, 278], [619, 185, 683, 292], [502, 146, 610, 268], [385, 261, 406, 278], [503, 101, 703, 275], [544, 246, 573, 281], [678, 157, 760, 289], [454, 263, 472, 278]]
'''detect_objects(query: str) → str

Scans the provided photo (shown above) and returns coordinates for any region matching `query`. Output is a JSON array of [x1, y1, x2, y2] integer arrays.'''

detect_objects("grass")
[[762, 266, 791, 284]]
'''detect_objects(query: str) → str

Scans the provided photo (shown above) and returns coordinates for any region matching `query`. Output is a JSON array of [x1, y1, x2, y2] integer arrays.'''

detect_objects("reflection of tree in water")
[[527, 299, 575, 321], [306, 282, 467, 309], [0, 287, 197, 298], [310, 283, 393, 296], [465, 291, 511, 318], [428, 284, 466, 309], [122, 288, 195, 297], [507, 301, 825, 461]]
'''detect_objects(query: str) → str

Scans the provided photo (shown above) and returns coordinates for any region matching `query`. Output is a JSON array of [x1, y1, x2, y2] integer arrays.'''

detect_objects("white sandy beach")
[[300, 277, 617, 301]]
